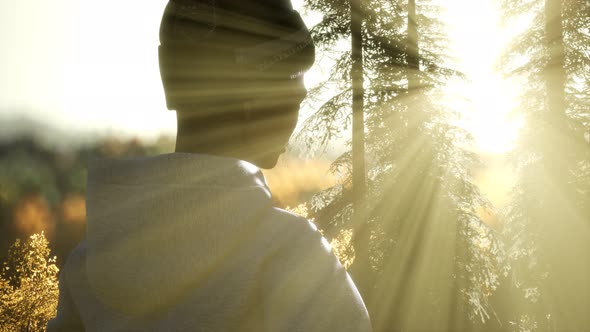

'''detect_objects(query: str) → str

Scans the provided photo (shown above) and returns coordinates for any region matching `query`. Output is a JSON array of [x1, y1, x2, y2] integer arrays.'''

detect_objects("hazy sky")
[[1, 0, 173, 141], [0, 0, 521, 152], [0, 0, 522, 207], [0, 0, 326, 143]]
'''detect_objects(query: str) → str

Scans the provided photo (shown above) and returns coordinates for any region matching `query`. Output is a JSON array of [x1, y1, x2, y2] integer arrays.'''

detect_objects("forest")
[[1, 0, 589, 331]]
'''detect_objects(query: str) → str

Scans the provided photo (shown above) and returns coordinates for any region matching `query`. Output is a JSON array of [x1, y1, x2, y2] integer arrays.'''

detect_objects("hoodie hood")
[[85, 153, 274, 315]]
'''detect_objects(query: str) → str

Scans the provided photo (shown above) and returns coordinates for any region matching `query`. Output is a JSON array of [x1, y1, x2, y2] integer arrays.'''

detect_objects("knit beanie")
[[159, 0, 315, 110]]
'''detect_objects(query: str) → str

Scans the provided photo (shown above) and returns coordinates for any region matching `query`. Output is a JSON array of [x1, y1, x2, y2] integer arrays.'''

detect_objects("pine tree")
[[501, 0, 590, 330], [297, 0, 506, 330]]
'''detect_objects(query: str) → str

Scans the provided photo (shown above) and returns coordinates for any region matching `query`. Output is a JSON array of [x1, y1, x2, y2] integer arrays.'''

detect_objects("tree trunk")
[[406, 0, 419, 91], [349, 0, 372, 312], [540, 0, 590, 330]]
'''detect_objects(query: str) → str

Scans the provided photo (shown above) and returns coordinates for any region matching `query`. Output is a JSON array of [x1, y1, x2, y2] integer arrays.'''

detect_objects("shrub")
[[0, 233, 59, 332]]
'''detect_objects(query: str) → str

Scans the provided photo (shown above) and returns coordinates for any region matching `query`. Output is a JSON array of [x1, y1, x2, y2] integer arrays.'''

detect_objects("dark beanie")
[[159, 0, 315, 110], [160, 1, 315, 84]]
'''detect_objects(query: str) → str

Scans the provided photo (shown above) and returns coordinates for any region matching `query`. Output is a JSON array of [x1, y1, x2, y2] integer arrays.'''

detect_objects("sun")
[[441, 0, 524, 154], [465, 80, 523, 154], [445, 75, 524, 154]]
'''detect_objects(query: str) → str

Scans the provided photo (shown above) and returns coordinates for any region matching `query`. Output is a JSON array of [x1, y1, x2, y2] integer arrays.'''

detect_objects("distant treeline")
[[0, 136, 175, 267]]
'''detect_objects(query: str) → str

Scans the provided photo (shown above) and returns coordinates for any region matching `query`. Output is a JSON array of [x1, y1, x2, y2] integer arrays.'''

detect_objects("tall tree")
[[349, 0, 371, 300], [298, 0, 506, 330], [501, 0, 590, 330]]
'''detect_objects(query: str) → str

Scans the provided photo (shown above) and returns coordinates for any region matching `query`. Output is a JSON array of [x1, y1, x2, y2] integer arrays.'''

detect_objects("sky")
[[0, 0, 520, 147], [0, 0, 326, 143], [443, 0, 525, 154], [0, 0, 174, 142], [0, 0, 520, 206]]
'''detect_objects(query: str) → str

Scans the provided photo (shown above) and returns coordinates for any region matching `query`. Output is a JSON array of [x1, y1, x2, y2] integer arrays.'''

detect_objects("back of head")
[[159, 0, 315, 112]]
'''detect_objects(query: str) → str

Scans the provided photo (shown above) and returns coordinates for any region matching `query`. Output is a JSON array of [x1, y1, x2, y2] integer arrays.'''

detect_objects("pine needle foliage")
[[500, 0, 590, 330], [296, 1, 507, 330]]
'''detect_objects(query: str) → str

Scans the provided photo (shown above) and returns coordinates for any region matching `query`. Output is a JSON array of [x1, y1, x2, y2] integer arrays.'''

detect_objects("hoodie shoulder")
[[265, 207, 328, 251], [260, 207, 372, 332], [269, 207, 321, 235]]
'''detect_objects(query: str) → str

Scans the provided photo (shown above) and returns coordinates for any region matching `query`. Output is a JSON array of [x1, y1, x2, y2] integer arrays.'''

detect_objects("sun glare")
[[445, 75, 524, 154], [442, 0, 524, 154]]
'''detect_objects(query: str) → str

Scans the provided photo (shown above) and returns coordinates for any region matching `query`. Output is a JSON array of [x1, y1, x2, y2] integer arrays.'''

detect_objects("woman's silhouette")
[[47, 1, 371, 331]]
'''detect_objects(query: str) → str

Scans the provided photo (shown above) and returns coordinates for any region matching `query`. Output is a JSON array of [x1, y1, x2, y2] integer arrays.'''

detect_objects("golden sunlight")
[[446, 76, 523, 154], [442, 0, 524, 154]]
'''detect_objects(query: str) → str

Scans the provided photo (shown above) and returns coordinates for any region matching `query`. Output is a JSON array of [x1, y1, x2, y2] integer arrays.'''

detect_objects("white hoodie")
[[47, 153, 372, 332]]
